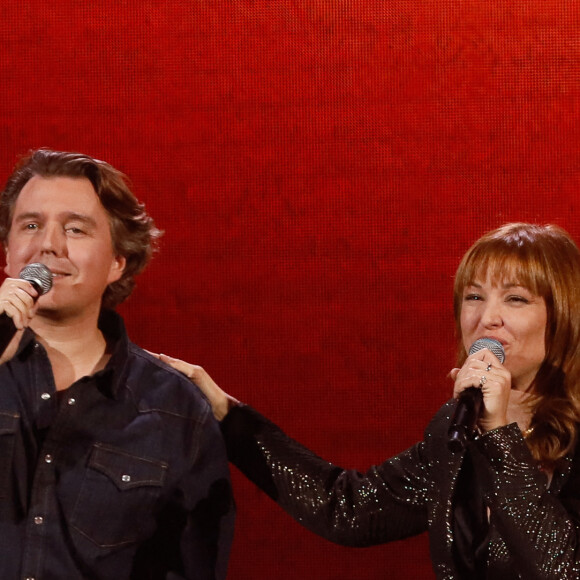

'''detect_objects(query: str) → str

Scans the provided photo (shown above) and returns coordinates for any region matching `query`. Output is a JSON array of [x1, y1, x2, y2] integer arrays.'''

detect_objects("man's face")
[[4, 175, 126, 319]]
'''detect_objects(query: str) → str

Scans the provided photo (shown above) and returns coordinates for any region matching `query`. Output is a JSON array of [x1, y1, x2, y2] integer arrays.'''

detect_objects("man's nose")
[[39, 224, 66, 256]]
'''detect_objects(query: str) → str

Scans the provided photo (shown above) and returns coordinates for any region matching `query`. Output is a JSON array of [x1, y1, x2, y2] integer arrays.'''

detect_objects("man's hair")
[[453, 222, 580, 468], [0, 149, 162, 309]]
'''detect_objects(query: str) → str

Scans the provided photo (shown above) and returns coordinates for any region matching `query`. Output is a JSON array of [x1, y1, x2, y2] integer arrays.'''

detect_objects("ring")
[[485, 363, 492, 372], [479, 375, 487, 385]]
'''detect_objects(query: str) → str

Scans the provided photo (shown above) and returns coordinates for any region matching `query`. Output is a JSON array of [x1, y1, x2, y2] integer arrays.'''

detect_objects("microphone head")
[[19, 263, 53, 296], [468, 337, 505, 364]]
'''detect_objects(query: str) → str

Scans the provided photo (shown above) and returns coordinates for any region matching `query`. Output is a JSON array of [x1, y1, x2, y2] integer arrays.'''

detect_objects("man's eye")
[[24, 223, 38, 230]]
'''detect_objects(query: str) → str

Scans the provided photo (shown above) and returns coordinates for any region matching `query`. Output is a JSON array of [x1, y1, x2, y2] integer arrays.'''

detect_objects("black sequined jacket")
[[221, 400, 580, 579]]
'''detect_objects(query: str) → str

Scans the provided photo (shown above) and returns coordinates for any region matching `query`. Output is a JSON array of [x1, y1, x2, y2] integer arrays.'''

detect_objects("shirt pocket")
[[71, 442, 168, 549], [0, 412, 19, 500]]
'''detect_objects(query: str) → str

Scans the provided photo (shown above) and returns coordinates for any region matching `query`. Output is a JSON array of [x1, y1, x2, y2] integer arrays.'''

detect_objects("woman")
[[160, 223, 580, 579]]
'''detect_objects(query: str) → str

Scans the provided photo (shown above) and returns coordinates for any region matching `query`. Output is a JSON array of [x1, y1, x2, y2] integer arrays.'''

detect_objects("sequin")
[[225, 403, 580, 578]]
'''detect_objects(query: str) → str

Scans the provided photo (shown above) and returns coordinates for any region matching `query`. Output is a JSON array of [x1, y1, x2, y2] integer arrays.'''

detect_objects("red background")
[[2, 2, 579, 578]]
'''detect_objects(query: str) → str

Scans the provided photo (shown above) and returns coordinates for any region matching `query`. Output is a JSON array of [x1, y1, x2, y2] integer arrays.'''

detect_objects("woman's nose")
[[480, 300, 502, 327]]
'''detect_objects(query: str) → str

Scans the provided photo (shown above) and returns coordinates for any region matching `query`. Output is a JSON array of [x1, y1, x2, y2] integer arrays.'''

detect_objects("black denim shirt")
[[0, 310, 234, 580]]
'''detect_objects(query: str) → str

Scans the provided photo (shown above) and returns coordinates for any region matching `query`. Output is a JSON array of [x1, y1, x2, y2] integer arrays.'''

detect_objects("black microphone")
[[0, 263, 53, 356], [447, 338, 505, 452]]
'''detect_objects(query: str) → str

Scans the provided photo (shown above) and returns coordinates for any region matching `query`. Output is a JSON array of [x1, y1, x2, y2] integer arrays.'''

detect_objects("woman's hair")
[[0, 149, 162, 309], [453, 223, 580, 468]]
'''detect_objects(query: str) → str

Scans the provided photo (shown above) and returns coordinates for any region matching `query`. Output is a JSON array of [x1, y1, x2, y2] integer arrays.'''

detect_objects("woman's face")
[[460, 272, 548, 391]]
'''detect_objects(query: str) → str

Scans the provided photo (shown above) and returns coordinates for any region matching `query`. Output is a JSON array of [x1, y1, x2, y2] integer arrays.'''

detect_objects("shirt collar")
[[96, 309, 131, 399]]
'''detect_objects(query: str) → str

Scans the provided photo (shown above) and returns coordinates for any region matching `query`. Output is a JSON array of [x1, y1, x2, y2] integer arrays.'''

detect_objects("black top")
[[221, 402, 580, 579], [0, 310, 234, 579]]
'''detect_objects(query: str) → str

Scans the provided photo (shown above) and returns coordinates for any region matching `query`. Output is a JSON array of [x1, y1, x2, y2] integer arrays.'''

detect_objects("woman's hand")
[[154, 353, 239, 421], [449, 347, 512, 432]]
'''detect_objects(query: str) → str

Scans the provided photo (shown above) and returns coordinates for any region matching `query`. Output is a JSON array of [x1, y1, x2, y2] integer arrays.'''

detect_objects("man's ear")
[[107, 255, 127, 284], [3, 243, 12, 277]]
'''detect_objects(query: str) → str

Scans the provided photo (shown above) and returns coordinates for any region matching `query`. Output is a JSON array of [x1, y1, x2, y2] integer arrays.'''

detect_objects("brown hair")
[[453, 223, 580, 467], [0, 149, 162, 309]]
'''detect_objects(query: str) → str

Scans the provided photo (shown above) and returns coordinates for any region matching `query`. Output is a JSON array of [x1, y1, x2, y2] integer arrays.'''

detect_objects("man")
[[0, 149, 234, 579]]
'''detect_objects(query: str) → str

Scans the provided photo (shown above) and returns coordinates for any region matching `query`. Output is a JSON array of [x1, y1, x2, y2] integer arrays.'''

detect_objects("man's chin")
[[36, 304, 68, 321]]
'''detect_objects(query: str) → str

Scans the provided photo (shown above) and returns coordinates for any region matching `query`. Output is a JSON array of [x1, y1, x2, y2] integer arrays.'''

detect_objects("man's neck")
[[30, 308, 111, 391]]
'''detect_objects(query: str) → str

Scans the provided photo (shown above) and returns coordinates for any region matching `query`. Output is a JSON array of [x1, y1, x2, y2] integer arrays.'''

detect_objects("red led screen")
[[1, 2, 579, 578]]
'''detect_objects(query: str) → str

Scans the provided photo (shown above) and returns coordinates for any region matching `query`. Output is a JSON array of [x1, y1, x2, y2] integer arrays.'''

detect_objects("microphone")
[[0, 263, 53, 356], [447, 338, 505, 452]]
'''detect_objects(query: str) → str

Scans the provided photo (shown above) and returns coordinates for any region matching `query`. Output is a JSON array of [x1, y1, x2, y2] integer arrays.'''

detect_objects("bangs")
[[455, 246, 551, 298], [453, 237, 555, 326]]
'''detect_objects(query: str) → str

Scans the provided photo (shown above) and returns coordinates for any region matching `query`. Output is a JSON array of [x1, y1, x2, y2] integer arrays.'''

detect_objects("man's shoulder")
[[122, 343, 212, 419]]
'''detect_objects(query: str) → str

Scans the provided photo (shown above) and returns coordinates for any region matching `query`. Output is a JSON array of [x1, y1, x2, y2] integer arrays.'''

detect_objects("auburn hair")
[[453, 223, 580, 468]]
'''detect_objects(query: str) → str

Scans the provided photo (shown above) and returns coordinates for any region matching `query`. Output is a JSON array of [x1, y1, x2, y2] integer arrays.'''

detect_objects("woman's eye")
[[464, 294, 482, 301], [507, 295, 529, 304]]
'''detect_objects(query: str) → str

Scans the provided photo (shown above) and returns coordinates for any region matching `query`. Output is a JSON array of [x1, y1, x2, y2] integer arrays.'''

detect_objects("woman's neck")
[[506, 389, 534, 433]]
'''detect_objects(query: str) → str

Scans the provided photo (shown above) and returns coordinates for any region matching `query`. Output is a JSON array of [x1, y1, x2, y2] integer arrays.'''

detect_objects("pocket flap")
[[88, 443, 167, 491], [0, 412, 19, 436]]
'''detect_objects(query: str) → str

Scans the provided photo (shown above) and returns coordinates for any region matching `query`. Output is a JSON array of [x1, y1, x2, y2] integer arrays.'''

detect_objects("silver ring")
[[485, 363, 492, 372], [480, 375, 487, 385]]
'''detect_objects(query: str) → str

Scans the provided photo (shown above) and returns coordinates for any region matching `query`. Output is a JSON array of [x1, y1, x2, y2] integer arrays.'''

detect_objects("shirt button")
[[67, 398, 76, 405], [121, 474, 131, 483], [34, 516, 43, 525], [44, 454, 53, 464], [41, 392, 51, 401]]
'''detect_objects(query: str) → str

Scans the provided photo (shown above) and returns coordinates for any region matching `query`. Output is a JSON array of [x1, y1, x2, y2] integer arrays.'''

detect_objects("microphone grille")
[[19, 263, 53, 296], [468, 337, 505, 364]]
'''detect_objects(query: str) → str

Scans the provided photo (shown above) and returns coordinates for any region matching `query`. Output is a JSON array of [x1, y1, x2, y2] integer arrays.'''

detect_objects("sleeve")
[[220, 404, 429, 547], [131, 402, 236, 580], [473, 423, 580, 579]]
